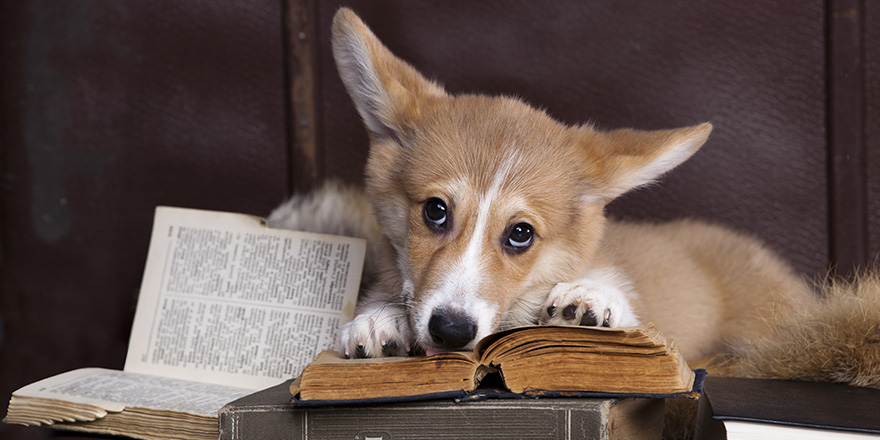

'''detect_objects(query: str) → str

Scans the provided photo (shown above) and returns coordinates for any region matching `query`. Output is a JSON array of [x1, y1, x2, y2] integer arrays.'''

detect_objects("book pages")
[[7, 368, 252, 420], [124, 207, 365, 390]]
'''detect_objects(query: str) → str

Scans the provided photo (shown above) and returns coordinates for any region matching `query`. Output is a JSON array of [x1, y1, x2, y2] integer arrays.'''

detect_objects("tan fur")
[[267, 8, 880, 437], [603, 219, 812, 361], [713, 270, 880, 387]]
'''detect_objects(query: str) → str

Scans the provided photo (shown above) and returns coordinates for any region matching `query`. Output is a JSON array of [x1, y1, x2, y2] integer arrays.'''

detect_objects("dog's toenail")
[[601, 309, 612, 327], [546, 305, 557, 317]]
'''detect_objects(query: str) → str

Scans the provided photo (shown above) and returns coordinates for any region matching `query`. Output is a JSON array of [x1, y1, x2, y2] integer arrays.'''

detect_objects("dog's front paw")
[[339, 303, 413, 358], [540, 277, 640, 328]]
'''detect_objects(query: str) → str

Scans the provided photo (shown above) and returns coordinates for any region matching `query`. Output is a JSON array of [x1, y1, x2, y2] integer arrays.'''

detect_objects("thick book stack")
[[221, 324, 704, 440], [220, 380, 667, 440]]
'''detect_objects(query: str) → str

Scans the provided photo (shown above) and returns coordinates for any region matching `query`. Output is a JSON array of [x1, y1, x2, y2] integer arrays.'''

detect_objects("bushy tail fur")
[[714, 269, 880, 386], [666, 269, 880, 439]]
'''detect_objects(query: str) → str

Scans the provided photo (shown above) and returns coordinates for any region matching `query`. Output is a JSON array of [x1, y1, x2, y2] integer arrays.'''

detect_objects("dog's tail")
[[713, 268, 880, 386]]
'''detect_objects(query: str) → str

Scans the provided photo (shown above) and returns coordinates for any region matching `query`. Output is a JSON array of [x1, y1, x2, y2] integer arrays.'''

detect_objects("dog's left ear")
[[331, 8, 447, 141], [581, 122, 713, 201]]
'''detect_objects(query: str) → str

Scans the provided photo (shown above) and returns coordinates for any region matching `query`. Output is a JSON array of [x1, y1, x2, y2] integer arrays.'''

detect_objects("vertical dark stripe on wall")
[[283, 0, 322, 194], [827, 0, 867, 275]]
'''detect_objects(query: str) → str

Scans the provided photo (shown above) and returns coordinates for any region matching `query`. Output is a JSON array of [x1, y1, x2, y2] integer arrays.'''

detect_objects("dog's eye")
[[424, 198, 449, 230], [505, 222, 534, 252]]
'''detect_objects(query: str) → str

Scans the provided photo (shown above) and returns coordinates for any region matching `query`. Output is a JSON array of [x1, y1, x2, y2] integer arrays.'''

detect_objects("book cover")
[[695, 376, 880, 440]]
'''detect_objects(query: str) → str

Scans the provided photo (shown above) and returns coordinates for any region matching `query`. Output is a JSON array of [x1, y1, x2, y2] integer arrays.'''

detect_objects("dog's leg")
[[540, 267, 641, 327]]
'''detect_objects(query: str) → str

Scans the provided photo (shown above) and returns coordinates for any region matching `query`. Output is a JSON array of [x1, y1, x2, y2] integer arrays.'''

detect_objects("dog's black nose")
[[428, 309, 477, 349]]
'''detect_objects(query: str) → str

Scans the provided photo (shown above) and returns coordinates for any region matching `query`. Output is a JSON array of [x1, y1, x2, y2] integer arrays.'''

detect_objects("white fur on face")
[[411, 155, 519, 350]]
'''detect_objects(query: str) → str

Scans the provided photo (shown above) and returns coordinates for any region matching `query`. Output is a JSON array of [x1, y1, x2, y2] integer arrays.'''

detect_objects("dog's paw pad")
[[540, 279, 636, 328], [339, 306, 413, 358]]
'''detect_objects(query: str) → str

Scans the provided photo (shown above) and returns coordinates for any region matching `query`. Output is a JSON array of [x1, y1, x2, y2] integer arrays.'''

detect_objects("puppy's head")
[[332, 8, 711, 353]]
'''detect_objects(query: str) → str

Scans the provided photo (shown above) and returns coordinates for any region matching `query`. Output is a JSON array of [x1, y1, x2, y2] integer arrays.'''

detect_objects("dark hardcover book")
[[695, 376, 880, 440], [219, 380, 667, 440]]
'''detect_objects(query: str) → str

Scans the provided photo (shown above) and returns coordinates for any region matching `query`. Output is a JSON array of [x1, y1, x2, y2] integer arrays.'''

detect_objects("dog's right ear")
[[332, 8, 447, 141], [580, 122, 713, 202]]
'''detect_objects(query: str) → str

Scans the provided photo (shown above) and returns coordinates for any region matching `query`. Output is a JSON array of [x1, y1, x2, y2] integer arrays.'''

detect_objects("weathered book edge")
[[289, 368, 705, 407]]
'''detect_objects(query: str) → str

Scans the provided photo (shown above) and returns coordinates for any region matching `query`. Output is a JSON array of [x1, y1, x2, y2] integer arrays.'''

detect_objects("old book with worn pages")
[[4, 206, 365, 440], [292, 323, 698, 403]]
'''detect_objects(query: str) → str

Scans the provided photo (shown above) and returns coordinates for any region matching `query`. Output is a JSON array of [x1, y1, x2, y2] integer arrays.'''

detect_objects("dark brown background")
[[1, 1, 877, 438]]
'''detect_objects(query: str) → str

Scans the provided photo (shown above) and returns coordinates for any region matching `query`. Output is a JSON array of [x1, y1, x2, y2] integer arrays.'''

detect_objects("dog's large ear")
[[581, 123, 712, 201], [332, 8, 446, 140]]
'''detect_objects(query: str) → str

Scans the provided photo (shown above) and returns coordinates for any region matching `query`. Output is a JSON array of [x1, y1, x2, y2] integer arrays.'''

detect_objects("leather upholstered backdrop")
[[1, 1, 878, 438]]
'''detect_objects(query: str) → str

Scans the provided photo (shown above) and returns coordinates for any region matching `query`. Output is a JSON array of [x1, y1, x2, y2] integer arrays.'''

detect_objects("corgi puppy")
[[269, 8, 814, 362]]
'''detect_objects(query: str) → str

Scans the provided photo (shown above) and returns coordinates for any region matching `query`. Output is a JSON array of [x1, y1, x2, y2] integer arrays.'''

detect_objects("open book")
[[4, 207, 366, 440], [291, 323, 699, 403]]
